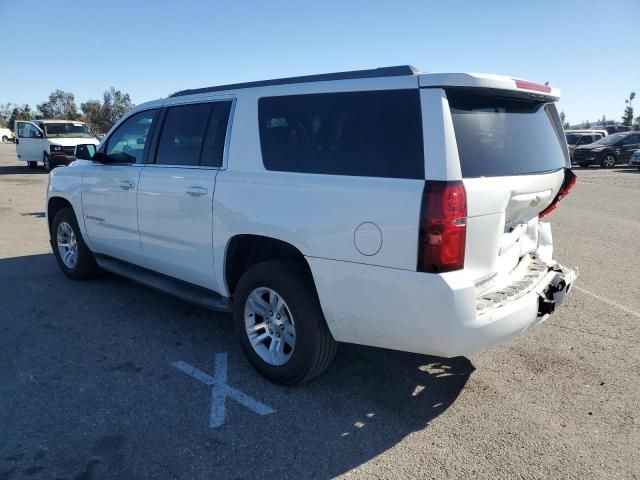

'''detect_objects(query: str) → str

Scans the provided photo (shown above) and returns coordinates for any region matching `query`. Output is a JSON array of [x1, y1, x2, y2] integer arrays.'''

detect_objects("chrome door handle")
[[119, 180, 135, 190], [186, 186, 208, 197]]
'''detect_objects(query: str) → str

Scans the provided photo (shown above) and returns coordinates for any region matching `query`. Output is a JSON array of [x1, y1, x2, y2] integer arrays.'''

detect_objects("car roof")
[[36, 119, 86, 124], [168, 65, 560, 100]]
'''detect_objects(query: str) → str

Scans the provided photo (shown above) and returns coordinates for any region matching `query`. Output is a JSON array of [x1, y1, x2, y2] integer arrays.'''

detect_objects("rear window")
[[447, 90, 568, 178], [258, 90, 424, 179]]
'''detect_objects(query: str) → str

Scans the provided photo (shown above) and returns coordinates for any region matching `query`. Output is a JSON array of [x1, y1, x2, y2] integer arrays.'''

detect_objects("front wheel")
[[233, 259, 337, 385], [43, 153, 52, 172], [601, 154, 616, 168], [51, 207, 101, 280], [27, 161, 38, 168], [1, 136, 8, 142]]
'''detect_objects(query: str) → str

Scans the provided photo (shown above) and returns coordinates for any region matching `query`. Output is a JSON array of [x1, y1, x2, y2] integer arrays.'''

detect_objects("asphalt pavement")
[[0, 143, 638, 479]]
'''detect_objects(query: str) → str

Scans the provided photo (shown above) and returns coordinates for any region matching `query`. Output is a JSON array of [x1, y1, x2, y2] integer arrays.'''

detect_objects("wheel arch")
[[224, 234, 313, 298], [47, 196, 74, 236]]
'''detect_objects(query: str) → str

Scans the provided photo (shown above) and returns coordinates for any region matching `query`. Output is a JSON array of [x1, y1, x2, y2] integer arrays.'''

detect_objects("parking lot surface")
[[1, 143, 639, 479]]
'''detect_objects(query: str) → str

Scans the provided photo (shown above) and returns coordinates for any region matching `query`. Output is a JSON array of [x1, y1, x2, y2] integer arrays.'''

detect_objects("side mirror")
[[75, 144, 97, 160]]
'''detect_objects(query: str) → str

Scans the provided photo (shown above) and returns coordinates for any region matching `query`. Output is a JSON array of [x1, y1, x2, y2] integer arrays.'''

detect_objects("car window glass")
[[156, 103, 212, 166], [16, 123, 25, 138], [258, 90, 424, 179], [200, 102, 232, 167], [106, 110, 157, 163]]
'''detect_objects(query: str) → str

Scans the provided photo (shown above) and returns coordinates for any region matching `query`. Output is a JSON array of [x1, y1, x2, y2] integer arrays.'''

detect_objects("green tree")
[[80, 99, 103, 133], [583, 120, 591, 128], [622, 92, 636, 127], [633, 115, 640, 131], [100, 87, 134, 131], [560, 111, 570, 130], [37, 90, 82, 120], [7, 105, 34, 130]]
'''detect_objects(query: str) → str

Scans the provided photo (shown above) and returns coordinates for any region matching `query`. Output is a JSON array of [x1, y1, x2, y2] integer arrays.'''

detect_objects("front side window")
[[22, 123, 42, 139], [16, 123, 26, 138], [105, 109, 157, 163], [258, 90, 424, 179], [155, 101, 231, 167]]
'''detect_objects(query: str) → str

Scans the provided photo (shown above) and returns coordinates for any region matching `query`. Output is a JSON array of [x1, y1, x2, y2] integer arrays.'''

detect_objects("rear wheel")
[[51, 207, 101, 279], [27, 161, 38, 168], [601, 154, 616, 168], [233, 259, 337, 385]]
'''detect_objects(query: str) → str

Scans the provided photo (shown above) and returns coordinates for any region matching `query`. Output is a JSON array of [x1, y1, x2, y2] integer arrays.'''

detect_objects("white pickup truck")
[[45, 66, 577, 385]]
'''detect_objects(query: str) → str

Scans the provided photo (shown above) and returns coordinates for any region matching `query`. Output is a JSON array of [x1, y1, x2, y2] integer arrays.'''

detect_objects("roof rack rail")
[[169, 65, 420, 97]]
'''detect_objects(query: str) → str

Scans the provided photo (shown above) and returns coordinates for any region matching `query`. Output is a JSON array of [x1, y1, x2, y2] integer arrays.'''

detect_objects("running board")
[[95, 255, 231, 313]]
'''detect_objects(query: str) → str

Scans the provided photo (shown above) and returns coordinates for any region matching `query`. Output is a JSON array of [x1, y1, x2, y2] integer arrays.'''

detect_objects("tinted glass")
[[156, 103, 212, 166], [106, 109, 157, 163], [44, 123, 93, 138], [565, 133, 579, 145], [16, 123, 25, 138], [258, 90, 424, 179], [580, 135, 593, 144], [448, 90, 568, 178], [200, 102, 232, 167]]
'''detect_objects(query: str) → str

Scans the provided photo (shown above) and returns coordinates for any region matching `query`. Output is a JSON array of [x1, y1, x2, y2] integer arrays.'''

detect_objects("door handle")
[[186, 186, 208, 197], [119, 180, 135, 190]]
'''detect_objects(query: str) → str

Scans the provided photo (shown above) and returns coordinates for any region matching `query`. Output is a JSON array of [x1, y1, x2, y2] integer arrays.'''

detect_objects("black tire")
[[579, 163, 588, 168], [43, 153, 52, 172], [600, 154, 616, 168], [1, 136, 8, 142], [233, 259, 337, 385], [27, 161, 38, 168], [51, 207, 101, 280]]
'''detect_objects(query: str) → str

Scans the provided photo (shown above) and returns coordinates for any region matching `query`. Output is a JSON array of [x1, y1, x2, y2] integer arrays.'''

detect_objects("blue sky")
[[1, 0, 638, 125]]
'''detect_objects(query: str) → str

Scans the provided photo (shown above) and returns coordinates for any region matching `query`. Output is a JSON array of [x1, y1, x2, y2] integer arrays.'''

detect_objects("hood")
[[47, 137, 100, 147]]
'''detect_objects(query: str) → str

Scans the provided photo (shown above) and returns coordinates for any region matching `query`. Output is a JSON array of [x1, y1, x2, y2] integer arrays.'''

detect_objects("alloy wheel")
[[56, 221, 79, 269], [244, 287, 296, 366]]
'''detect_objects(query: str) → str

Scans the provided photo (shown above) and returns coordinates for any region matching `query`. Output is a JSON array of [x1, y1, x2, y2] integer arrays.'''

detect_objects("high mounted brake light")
[[539, 169, 577, 219], [514, 79, 552, 94], [418, 181, 467, 273]]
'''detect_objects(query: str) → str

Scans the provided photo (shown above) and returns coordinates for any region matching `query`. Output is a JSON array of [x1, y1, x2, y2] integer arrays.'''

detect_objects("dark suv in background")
[[572, 132, 640, 168]]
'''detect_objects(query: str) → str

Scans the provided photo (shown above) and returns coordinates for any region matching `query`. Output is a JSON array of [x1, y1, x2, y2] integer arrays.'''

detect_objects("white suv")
[[46, 66, 577, 385], [15, 120, 99, 171]]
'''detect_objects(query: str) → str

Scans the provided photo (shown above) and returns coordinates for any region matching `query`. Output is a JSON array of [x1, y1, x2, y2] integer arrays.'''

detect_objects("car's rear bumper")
[[308, 256, 577, 358]]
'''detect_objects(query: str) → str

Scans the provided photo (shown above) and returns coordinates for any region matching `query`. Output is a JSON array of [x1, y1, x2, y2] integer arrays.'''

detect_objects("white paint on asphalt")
[[172, 353, 276, 428], [573, 285, 640, 319]]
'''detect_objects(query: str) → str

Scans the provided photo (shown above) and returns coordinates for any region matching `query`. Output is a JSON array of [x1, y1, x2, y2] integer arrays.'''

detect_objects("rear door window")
[[447, 90, 568, 178], [155, 101, 231, 167], [258, 90, 424, 179]]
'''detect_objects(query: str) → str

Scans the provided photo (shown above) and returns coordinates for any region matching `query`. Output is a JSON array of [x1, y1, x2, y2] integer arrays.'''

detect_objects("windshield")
[[44, 123, 93, 138], [595, 134, 625, 145], [565, 133, 580, 145], [447, 90, 568, 177]]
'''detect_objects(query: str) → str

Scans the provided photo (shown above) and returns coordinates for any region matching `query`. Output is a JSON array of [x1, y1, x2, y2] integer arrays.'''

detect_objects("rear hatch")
[[445, 87, 570, 294]]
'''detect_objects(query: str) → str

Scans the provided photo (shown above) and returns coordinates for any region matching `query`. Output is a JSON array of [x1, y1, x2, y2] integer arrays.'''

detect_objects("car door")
[[82, 108, 159, 265], [15, 122, 45, 162], [620, 134, 640, 161], [137, 99, 232, 291]]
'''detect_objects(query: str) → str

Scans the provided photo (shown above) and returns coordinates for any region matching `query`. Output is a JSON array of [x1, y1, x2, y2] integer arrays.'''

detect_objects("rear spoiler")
[[419, 73, 560, 101]]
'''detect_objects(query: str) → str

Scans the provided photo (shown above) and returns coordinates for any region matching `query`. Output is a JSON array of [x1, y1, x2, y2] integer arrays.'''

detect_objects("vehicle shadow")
[[0, 253, 474, 479], [613, 168, 640, 174], [0, 165, 47, 175]]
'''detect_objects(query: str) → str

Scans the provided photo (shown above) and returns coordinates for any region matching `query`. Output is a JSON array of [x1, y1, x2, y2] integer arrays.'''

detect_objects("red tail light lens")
[[418, 181, 467, 273], [514, 79, 552, 93], [539, 169, 577, 219]]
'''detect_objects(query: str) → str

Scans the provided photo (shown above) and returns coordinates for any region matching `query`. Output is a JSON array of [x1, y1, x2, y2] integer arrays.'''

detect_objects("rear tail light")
[[418, 181, 467, 273], [539, 169, 577, 219]]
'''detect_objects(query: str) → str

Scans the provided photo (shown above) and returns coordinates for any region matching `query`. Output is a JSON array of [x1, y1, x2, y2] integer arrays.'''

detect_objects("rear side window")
[[447, 90, 568, 178], [156, 101, 231, 167], [258, 90, 424, 179]]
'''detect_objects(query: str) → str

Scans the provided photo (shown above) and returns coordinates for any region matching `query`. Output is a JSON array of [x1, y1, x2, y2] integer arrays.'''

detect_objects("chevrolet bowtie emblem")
[[529, 196, 543, 207]]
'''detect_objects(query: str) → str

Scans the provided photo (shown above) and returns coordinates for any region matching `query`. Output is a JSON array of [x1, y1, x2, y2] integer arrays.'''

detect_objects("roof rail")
[[169, 65, 420, 97]]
